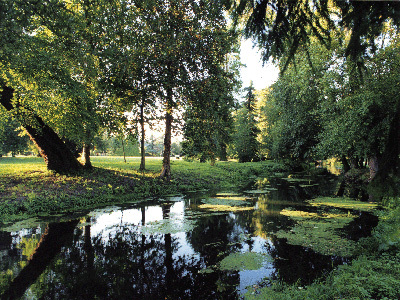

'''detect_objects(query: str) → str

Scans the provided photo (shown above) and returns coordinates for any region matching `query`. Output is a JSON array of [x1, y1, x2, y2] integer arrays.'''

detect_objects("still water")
[[0, 174, 376, 299]]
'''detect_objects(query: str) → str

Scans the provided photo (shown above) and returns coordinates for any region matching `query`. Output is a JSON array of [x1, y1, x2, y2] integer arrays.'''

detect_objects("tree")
[[316, 34, 400, 180], [0, 0, 107, 172], [128, 0, 237, 179], [231, 0, 400, 72], [182, 65, 238, 164], [233, 82, 260, 163]]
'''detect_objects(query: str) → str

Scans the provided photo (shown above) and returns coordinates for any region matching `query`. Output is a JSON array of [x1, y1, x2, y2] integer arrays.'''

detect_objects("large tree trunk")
[[1, 86, 82, 173], [160, 88, 173, 180], [139, 101, 145, 171]]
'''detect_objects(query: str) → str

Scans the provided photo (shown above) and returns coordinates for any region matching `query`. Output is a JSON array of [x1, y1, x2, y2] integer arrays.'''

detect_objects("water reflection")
[[0, 174, 376, 299]]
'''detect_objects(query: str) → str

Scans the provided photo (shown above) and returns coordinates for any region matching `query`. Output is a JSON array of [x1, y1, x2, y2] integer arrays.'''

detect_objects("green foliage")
[[232, 0, 400, 72], [182, 62, 239, 163], [0, 0, 102, 148], [317, 36, 400, 165], [0, 115, 29, 156], [258, 40, 331, 164], [233, 83, 260, 162]]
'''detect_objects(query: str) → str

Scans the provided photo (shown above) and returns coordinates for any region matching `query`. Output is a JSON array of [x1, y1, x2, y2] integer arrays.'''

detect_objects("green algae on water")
[[201, 196, 251, 206], [199, 196, 254, 212], [1, 217, 40, 232], [276, 208, 357, 257], [218, 252, 273, 271], [215, 192, 242, 197], [307, 197, 378, 212], [244, 188, 278, 194], [140, 218, 196, 235], [199, 204, 254, 212]]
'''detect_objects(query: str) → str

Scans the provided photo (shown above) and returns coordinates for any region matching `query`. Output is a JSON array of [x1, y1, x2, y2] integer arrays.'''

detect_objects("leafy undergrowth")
[[0, 156, 285, 224], [245, 253, 400, 300]]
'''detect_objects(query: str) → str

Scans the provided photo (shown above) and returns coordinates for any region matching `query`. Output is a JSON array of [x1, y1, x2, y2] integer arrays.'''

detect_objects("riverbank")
[[0, 156, 285, 224], [1, 156, 399, 299], [245, 207, 400, 299]]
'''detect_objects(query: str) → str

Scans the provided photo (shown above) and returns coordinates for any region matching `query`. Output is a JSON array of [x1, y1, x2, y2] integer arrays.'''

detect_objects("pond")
[[0, 172, 378, 299]]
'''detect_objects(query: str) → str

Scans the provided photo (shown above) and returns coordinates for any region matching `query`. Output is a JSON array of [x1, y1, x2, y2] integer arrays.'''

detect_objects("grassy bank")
[[0, 156, 285, 224]]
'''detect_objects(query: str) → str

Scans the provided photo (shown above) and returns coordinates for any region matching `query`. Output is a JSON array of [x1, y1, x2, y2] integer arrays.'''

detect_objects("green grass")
[[0, 156, 285, 224]]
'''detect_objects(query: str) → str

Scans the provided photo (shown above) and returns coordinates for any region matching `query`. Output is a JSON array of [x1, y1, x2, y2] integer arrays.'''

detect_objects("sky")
[[240, 39, 279, 91]]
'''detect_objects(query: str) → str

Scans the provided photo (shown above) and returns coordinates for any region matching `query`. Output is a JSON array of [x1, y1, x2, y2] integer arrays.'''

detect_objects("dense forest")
[[1, 0, 400, 184]]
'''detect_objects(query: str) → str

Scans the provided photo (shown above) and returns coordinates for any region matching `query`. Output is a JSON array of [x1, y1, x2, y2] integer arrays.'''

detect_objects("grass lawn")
[[0, 156, 284, 223]]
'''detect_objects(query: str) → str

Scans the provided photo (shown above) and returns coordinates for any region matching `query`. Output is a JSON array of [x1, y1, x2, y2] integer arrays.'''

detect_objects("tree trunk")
[[160, 88, 173, 180], [81, 143, 92, 169], [0, 86, 82, 173], [341, 156, 351, 173], [139, 101, 145, 171], [368, 155, 379, 181], [219, 143, 228, 161], [122, 138, 126, 163]]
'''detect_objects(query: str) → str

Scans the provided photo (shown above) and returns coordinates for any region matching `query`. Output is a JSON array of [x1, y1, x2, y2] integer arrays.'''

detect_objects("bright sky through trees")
[[240, 39, 279, 90]]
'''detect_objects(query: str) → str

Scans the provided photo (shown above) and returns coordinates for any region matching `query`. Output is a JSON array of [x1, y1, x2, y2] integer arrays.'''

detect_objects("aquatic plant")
[[276, 208, 357, 257]]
